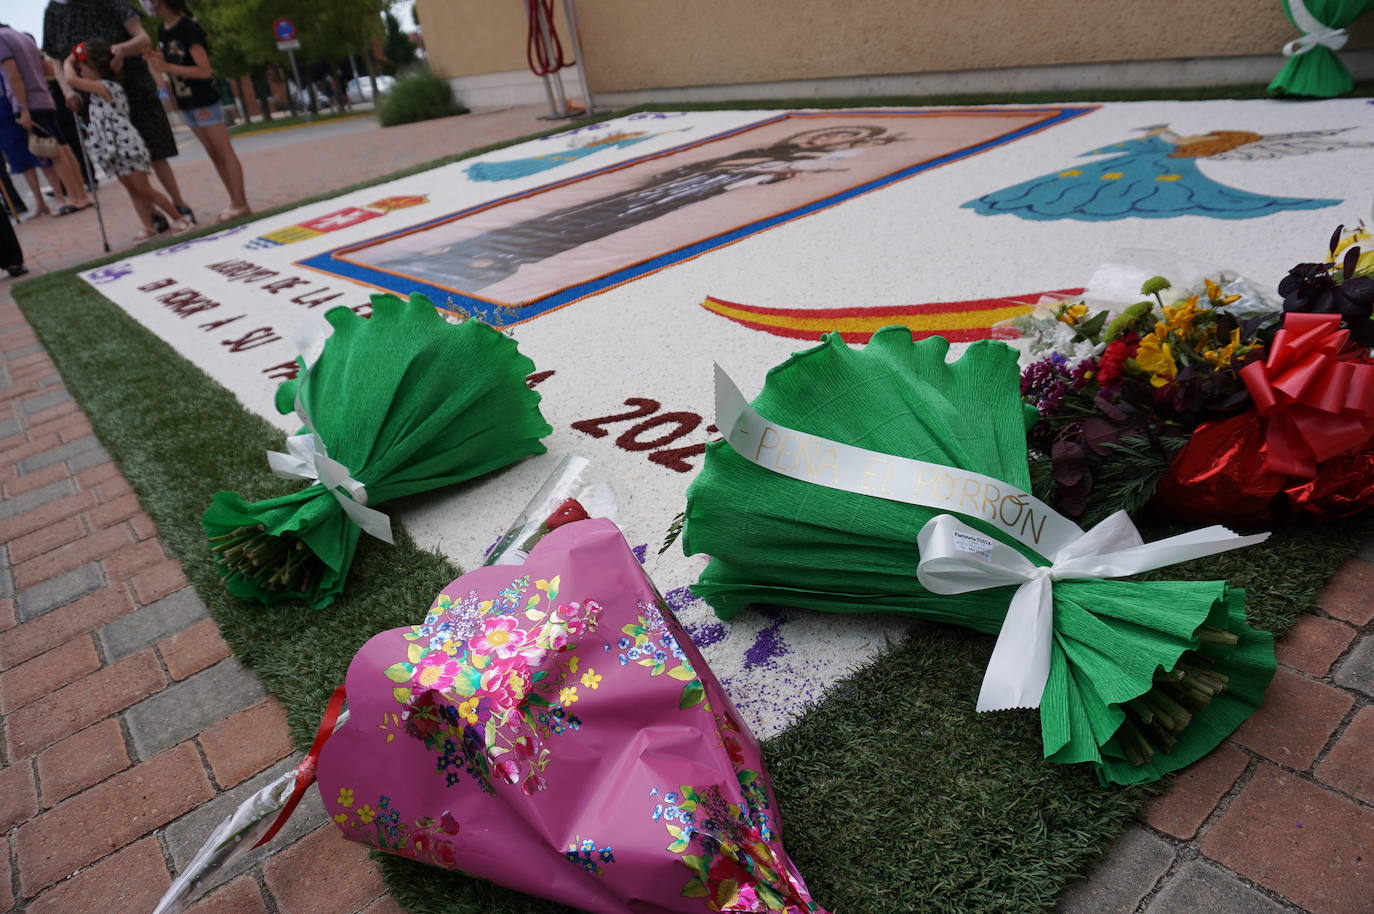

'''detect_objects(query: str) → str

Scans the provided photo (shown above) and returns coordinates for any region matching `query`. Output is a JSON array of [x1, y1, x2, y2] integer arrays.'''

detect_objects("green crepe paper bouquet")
[[682, 328, 1275, 786], [203, 293, 552, 610]]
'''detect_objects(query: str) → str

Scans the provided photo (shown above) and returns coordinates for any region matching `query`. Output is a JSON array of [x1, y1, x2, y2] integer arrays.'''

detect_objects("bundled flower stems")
[[203, 293, 552, 609], [683, 328, 1275, 786], [164, 465, 824, 913]]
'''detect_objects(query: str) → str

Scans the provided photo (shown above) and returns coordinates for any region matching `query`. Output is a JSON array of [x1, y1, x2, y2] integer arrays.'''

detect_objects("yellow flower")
[[1203, 278, 1240, 306], [457, 696, 480, 725], [1331, 226, 1374, 276], [1135, 333, 1177, 387], [1202, 328, 1243, 367], [337, 788, 354, 808], [580, 669, 602, 690], [357, 804, 376, 824], [333, 812, 349, 825], [1058, 303, 1089, 325], [559, 685, 579, 705], [1162, 294, 1203, 336]]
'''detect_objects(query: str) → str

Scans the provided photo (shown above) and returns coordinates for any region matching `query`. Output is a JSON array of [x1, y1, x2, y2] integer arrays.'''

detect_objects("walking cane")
[[70, 114, 110, 253]]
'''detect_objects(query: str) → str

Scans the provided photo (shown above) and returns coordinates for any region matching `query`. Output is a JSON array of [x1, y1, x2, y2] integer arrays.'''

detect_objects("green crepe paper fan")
[[682, 327, 1275, 785], [203, 293, 552, 610]]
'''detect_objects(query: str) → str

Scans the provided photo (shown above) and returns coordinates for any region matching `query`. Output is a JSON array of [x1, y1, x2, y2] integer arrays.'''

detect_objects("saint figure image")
[[963, 126, 1371, 221], [377, 125, 899, 291]]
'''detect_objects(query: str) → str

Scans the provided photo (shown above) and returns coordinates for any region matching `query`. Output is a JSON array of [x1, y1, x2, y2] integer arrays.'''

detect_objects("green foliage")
[[376, 66, 466, 127], [381, 10, 418, 76]]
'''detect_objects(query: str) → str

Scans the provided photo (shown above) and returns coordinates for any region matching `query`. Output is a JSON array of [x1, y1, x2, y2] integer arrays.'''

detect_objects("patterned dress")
[[87, 79, 149, 178], [963, 134, 1337, 222], [42, 0, 178, 161]]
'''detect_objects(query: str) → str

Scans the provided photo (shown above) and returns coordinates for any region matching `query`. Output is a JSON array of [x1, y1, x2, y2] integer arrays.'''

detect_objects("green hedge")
[[377, 66, 468, 127]]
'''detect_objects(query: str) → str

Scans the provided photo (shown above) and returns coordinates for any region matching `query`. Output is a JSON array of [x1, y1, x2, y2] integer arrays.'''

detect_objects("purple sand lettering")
[[632, 544, 647, 565], [685, 621, 727, 648], [742, 609, 791, 669]]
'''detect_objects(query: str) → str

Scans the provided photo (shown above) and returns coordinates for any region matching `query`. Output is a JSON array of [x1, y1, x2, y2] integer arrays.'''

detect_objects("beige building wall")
[[417, 0, 1374, 95]]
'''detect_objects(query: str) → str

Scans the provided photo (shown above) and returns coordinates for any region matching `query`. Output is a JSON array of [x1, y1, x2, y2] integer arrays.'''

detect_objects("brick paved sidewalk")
[[1, 103, 1372, 913], [9, 105, 552, 276], [0, 288, 400, 912]]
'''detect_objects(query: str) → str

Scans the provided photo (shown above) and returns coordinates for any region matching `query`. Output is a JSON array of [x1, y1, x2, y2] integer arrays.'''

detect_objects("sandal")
[[171, 218, 194, 235], [176, 204, 197, 226], [133, 228, 157, 242], [218, 205, 252, 222], [4, 264, 28, 278]]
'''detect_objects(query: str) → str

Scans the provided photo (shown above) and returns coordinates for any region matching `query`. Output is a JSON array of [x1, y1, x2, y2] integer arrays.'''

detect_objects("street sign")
[[272, 18, 297, 41], [276, 39, 301, 51]]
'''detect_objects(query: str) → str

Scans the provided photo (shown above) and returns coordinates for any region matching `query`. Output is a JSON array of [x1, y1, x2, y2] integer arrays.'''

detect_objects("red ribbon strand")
[[254, 684, 347, 849]]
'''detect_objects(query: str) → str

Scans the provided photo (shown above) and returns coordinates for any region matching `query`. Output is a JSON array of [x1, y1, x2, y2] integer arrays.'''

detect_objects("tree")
[[381, 10, 417, 75]]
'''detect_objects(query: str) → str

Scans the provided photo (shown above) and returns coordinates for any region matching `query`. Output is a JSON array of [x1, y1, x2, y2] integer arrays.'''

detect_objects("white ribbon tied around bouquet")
[[1282, 0, 1348, 56], [266, 408, 394, 545], [915, 513, 1269, 711], [713, 365, 1270, 714]]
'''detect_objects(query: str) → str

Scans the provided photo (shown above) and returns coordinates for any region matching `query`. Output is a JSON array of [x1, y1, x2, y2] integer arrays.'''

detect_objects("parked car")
[[346, 75, 396, 104]]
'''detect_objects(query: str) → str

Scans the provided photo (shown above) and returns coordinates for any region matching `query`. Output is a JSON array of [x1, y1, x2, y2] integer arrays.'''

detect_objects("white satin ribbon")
[[916, 513, 1268, 711], [1282, 0, 1348, 56], [266, 404, 394, 544], [714, 365, 1270, 712]]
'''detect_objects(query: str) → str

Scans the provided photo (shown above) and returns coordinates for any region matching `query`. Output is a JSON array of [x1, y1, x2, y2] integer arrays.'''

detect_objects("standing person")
[[43, 56, 90, 187], [0, 22, 92, 213], [0, 95, 60, 216], [69, 40, 190, 240], [146, 0, 249, 221], [43, 0, 193, 226], [0, 200, 25, 277]]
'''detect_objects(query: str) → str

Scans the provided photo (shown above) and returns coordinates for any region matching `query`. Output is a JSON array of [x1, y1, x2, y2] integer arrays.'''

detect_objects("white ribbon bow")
[[1282, 0, 1349, 56], [266, 413, 394, 545], [916, 512, 1268, 712]]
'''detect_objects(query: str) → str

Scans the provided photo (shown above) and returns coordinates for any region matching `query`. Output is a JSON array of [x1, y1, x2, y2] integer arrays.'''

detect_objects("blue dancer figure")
[[964, 125, 1371, 221]]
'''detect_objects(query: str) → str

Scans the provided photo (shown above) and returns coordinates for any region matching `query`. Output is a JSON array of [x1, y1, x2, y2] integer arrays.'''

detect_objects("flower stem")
[[210, 525, 322, 597]]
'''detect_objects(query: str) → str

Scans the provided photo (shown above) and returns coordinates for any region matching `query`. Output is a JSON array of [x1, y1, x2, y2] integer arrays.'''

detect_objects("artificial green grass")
[[17, 264, 1374, 913], [13, 87, 1374, 910]]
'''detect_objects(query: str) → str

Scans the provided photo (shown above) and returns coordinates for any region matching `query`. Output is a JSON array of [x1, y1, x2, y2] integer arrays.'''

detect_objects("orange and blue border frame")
[[297, 106, 1097, 327]]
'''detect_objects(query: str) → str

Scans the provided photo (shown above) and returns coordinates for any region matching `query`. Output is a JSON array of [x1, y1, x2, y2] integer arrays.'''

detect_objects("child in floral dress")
[[67, 40, 190, 240]]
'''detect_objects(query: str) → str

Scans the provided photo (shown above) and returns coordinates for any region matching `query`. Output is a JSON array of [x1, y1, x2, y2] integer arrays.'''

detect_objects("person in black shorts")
[[147, 0, 249, 220], [43, 0, 194, 225]]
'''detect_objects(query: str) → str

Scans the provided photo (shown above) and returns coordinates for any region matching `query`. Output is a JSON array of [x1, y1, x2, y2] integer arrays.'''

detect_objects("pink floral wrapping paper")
[[316, 518, 825, 914]]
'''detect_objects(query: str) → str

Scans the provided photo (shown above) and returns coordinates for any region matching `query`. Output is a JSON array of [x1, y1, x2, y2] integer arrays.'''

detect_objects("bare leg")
[[38, 164, 73, 207], [116, 173, 156, 232], [20, 169, 50, 214], [122, 170, 181, 223], [149, 158, 188, 211], [191, 123, 250, 213], [53, 146, 92, 207]]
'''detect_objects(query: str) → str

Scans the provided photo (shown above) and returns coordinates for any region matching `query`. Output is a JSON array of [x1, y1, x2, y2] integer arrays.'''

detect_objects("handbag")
[[28, 124, 59, 161]]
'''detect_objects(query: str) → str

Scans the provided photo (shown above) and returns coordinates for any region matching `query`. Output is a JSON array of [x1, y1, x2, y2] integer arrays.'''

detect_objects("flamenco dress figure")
[[963, 125, 1369, 221], [381, 126, 897, 291]]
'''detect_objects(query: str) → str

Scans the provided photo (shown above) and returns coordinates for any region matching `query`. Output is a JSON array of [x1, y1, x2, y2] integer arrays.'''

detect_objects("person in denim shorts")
[[146, 0, 249, 221]]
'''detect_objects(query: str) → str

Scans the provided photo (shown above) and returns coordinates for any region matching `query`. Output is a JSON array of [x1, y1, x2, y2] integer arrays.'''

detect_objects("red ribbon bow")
[[1240, 313, 1374, 478]]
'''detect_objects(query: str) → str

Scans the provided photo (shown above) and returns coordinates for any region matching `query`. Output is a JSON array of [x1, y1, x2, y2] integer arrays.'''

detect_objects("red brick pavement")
[[1, 105, 1372, 913], [0, 108, 556, 912], [10, 106, 551, 276]]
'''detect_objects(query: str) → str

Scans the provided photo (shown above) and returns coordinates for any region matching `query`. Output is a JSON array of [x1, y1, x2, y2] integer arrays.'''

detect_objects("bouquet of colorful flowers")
[[314, 517, 825, 913], [202, 293, 552, 610], [1018, 224, 1374, 526], [683, 328, 1273, 786]]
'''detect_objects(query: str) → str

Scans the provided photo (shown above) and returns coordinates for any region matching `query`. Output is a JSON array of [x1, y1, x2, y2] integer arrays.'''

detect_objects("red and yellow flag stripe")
[[700, 289, 1085, 343]]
